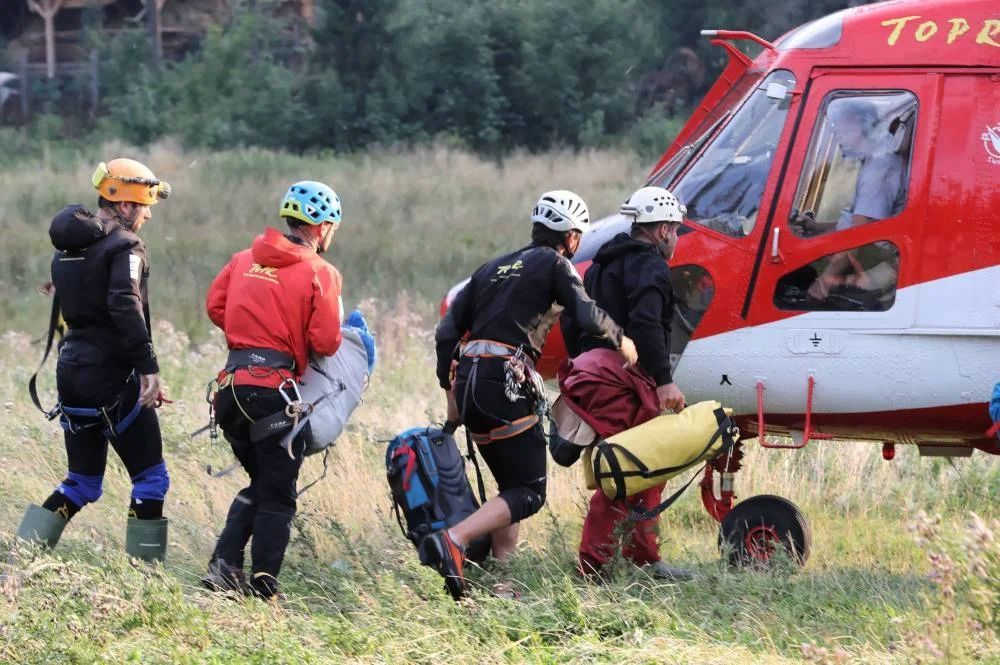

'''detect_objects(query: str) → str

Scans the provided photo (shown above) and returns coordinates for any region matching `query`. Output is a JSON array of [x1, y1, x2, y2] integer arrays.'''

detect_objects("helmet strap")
[[286, 223, 322, 251], [633, 222, 670, 259], [112, 202, 137, 231], [655, 240, 669, 259], [560, 231, 578, 260], [317, 223, 334, 254]]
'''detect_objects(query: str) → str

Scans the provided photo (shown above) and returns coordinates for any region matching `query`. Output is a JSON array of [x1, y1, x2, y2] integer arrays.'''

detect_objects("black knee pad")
[[499, 477, 547, 523]]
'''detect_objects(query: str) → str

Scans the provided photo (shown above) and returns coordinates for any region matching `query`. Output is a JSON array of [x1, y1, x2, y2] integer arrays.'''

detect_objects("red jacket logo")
[[244, 263, 279, 284]]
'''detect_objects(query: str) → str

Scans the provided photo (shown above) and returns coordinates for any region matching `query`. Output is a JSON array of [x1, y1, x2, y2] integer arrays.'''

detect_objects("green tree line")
[[8, 0, 868, 157]]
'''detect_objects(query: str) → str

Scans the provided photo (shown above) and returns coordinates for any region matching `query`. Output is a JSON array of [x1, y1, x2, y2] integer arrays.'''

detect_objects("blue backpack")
[[386, 424, 491, 563]]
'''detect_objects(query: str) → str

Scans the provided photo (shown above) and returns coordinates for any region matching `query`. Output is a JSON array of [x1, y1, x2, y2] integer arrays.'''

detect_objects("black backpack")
[[385, 424, 491, 563]]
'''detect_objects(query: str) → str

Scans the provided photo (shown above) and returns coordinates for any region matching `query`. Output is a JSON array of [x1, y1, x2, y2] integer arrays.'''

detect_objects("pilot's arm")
[[850, 153, 902, 224], [794, 153, 903, 237]]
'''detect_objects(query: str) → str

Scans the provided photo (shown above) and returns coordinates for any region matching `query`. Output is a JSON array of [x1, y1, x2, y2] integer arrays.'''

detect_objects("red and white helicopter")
[[445, 0, 1000, 564]]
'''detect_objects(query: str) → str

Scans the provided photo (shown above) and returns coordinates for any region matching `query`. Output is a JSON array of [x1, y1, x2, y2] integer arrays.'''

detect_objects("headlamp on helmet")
[[92, 158, 170, 206]]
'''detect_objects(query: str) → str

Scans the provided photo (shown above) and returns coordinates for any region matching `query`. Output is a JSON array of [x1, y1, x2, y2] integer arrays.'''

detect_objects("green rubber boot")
[[15, 504, 67, 549], [125, 517, 168, 563]]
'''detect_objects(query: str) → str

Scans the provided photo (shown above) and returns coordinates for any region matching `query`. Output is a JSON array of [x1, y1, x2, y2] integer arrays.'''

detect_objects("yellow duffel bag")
[[583, 401, 739, 502]]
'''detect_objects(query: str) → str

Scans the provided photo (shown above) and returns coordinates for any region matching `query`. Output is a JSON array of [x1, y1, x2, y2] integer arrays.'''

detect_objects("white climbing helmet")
[[531, 190, 590, 232], [620, 186, 686, 225]]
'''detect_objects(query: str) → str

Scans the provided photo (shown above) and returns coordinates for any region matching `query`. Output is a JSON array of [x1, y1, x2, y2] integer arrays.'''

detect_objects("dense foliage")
[[5, 0, 870, 155]]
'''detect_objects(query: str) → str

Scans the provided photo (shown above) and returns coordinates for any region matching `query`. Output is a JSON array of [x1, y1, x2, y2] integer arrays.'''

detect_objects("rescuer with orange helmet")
[[15, 158, 173, 563]]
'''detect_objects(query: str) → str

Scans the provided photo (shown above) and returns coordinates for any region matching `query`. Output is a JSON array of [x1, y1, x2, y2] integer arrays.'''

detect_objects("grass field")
[[0, 144, 997, 664], [0, 141, 648, 336]]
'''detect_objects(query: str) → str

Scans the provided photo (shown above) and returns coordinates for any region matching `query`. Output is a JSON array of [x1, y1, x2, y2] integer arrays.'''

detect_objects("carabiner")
[[277, 377, 302, 406]]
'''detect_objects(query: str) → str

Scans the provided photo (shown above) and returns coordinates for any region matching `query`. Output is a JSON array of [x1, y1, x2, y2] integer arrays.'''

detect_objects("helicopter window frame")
[[669, 264, 715, 371], [788, 90, 918, 240], [772, 240, 901, 313], [659, 69, 798, 239]]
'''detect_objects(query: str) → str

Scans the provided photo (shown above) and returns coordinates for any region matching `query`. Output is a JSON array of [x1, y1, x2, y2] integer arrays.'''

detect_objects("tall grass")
[[0, 145, 998, 663], [0, 141, 648, 335]]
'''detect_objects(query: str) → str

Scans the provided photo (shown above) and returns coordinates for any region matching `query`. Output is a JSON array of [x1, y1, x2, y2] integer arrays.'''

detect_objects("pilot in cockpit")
[[792, 98, 904, 237], [790, 98, 908, 307]]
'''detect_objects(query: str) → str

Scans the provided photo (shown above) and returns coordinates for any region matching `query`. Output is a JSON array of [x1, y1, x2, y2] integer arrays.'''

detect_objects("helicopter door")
[[738, 71, 941, 416], [745, 70, 942, 331]]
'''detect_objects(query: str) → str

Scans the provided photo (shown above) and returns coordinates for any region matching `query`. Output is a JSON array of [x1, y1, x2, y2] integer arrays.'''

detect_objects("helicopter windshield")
[[649, 69, 764, 187], [658, 70, 797, 238]]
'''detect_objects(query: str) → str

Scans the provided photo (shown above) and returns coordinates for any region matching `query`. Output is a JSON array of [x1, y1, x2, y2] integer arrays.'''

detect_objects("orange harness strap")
[[471, 414, 540, 445]]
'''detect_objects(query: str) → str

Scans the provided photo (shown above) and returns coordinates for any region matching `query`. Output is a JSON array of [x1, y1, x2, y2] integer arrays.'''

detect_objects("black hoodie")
[[48, 205, 158, 384], [561, 232, 675, 386]]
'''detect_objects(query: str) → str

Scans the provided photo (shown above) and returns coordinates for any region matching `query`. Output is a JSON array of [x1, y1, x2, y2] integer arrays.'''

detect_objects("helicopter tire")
[[718, 494, 811, 568]]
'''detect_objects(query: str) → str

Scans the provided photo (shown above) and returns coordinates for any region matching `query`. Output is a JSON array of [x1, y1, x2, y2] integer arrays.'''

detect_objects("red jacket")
[[206, 227, 343, 388], [557, 348, 659, 439]]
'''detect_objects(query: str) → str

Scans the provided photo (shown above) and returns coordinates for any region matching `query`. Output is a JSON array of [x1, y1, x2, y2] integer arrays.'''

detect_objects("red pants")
[[579, 483, 665, 574]]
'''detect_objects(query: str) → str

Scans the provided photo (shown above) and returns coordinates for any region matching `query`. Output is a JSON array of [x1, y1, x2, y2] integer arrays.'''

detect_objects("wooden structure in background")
[[26, 0, 117, 78], [146, 0, 168, 69], [7, 0, 316, 118], [26, 0, 65, 79], [24, 0, 173, 78]]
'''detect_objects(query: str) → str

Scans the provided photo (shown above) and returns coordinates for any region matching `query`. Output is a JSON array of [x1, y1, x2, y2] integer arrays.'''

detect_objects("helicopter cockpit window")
[[773, 241, 900, 312], [648, 69, 764, 188], [790, 91, 917, 239], [669, 265, 715, 369], [664, 70, 796, 239]]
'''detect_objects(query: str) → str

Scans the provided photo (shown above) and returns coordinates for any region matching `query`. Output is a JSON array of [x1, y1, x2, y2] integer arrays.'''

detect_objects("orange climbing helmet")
[[91, 158, 171, 206]]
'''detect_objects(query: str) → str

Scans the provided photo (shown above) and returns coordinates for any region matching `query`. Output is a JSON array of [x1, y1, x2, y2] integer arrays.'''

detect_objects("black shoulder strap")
[[627, 467, 704, 521], [450, 361, 488, 505], [296, 448, 330, 498], [628, 410, 739, 521], [464, 428, 488, 504], [592, 440, 633, 502], [28, 294, 62, 418]]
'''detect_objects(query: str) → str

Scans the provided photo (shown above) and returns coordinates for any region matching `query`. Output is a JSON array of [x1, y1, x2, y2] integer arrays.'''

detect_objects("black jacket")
[[49, 205, 158, 379], [436, 244, 621, 389], [562, 233, 675, 386]]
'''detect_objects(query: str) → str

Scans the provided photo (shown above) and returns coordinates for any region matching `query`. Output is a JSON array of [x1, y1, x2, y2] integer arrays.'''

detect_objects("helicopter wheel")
[[718, 495, 811, 568]]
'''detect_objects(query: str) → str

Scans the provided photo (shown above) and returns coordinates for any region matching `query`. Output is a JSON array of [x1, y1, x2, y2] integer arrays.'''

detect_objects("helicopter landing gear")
[[718, 494, 812, 567], [700, 439, 744, 521], [700, 440, 811, 568]]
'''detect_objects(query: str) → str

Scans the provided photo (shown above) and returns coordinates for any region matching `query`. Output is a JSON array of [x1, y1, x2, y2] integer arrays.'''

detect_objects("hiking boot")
[[643, 560, 694, 582], [420, 530, 467, 600], [201, 558, 247, 594], [490, 581, 521, 600], [246, 572, 285, 602]]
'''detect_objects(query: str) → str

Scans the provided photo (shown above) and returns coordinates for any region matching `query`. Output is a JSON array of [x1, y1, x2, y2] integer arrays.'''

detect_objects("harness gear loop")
[[459, 342, 553, 445], [276, 377, 312, 460], [277, 377, 303, 406], [28, 294, 64, 420], [190, 378, 220, 444]]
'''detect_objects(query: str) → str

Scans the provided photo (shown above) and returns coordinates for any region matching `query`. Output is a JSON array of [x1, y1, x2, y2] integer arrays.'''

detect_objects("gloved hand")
[[548, 435, 584, 467]]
